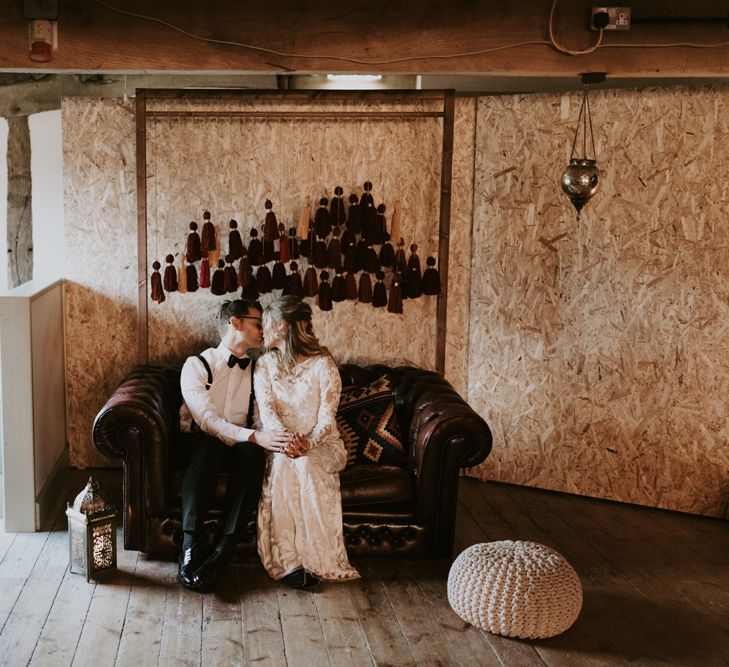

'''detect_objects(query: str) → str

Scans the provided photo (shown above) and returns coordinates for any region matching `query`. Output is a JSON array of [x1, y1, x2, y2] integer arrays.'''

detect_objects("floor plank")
[[2, 470, 729, 667]]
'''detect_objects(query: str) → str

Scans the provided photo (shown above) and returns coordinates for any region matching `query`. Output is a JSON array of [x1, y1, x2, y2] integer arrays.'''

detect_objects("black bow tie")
[[227, 354, 251, 370]]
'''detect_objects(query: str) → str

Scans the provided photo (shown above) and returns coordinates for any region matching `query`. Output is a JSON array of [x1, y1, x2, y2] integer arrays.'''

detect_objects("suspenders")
[[196, 354, 256, 429]]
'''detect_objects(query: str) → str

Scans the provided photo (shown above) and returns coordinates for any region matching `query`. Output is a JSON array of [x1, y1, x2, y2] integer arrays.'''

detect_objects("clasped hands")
[[255, 428, 311, 457]]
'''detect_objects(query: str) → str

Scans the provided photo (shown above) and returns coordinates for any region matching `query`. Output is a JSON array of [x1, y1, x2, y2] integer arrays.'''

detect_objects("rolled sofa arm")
[[92, 365, 181, 551], [389, 367, 493, 556]]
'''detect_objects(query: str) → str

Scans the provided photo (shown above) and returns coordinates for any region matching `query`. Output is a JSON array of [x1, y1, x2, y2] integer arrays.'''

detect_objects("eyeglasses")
[[238, 316, 263, 329]]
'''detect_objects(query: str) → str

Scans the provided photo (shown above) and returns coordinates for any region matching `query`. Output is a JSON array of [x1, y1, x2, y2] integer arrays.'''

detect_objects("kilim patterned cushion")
[[336, 375, 406, 466]]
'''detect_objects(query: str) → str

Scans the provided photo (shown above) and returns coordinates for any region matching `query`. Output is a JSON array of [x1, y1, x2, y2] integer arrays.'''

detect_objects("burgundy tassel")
[[256, 264, 273, 294], [299, 228, 314, 258], [303, 266, 319, 297], [186, 222, 201, 263], [365, 242, 381, 274], [344, 272, 358, 300], [228, 219, 243, 261], [224, 255, 238, 293], [318, 271, 333, 311], [387, 273, 403, 314], [346, 193, 361, 235], [372, 270, 387, 307], [358, 272, 373, 304], [199, 256, 211, 288], [210, 260, 226, 295], [285, 261, 304, 298], [405, 243, 422, 299], [330, 186, 346, 227], [374, 203, 387, 244], [331, 268, 346, 302], [186, 263, 199, 292], [314, 197, 331, 240], [248, 228, 263, 266], [150, 260, 165, 304], [272, 252, 287, 290], [313, 237, 328, 269], [241, 274, 259, 300], [263, 199, 280, 241], [422, 256, 441, 295], [278, 223, 291, 263], [289, 227, 300, 259], [341, 227, 354, 251], [327, 227, 342, 271], [379, 232, 395, 268], [201, 210, 216, 254], [163, 254, 178, 292]]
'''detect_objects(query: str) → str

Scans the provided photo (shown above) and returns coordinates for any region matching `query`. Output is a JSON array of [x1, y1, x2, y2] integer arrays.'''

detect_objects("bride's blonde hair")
[[263, 295, 330, 368]]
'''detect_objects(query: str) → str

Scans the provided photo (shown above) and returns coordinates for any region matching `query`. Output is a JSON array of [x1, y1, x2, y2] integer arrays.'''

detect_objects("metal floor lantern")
[[66, 476, 117, 581], [561, 72, 606, 221]]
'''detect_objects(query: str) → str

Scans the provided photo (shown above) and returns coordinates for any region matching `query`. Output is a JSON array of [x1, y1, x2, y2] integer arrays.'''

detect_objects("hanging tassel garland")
[[344, 272, 358, 300], [331, 268, 346, 302], [405, 243, 422, 299], [278, 223, 291, 263], [248, 228, 263, 266], [358, 271, 373, 304], [314, 197, 331, 239], [422, 256, 441, 295], [228, 219, 243, 261], [330, 186, 346, 227], [379, 232, 395, 267], [211, 260, 226, 295], [286, 261, 304, 298], [390, 200, 402, 246], [177, 253, 187, 293], [346, 193, 361, 234], [387, 273, 404, 314], [272, 252, 287, 290], [201, 210, 216, 254], [224, 255, 238, 293], [256, 263, 273, 294], [317, 271, 333, 311], [186, 263, 199, 292], [199, 255, 211, 289], [150, 261, 165, 304], [297, 195, 311, 240], [372, 271, 387, 307], [163, 254, 178, 292], [186, 222, 202, 263], [303, 266, 319, 297]]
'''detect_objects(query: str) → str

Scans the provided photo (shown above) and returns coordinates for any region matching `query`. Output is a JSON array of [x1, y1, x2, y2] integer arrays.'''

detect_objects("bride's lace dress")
[[255, 352, 359, 581]]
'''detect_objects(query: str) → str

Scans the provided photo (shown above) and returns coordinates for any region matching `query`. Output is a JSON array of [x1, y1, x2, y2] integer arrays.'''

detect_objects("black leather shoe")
[[193, 549, 231, 593], [282, 568, 320, 590], [177, 545, 205, 589]]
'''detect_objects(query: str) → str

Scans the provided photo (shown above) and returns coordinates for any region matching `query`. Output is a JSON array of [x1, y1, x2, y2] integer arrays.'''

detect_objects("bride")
[[255, 294, 359, 589]]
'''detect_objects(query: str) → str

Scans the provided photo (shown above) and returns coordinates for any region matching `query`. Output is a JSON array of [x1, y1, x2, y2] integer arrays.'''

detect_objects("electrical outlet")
[[591, 7, 631, 30]]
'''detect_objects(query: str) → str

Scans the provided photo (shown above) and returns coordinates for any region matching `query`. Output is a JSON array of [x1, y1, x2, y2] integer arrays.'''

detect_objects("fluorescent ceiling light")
[[326, 74, 383, 82]]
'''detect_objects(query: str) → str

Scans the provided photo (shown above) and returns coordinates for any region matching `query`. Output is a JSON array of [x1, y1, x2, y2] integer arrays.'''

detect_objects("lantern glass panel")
[[91, 520, 115, 570]]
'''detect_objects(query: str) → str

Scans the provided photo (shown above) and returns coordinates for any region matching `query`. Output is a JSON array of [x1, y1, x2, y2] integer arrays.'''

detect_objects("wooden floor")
[[1, 469, 728, 667]]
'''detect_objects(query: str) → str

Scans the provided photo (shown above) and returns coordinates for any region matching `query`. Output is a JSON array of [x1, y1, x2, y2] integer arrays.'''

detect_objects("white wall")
[[29, 110, 64, 285], [0, 117, 8, 293]]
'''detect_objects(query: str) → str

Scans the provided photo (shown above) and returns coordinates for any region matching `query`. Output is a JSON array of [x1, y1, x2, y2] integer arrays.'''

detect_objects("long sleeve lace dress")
[[255, 352, 359, 581]]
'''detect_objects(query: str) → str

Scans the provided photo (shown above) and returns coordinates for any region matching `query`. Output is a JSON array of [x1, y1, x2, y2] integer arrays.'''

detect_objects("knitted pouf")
[[447, 540, 583, 639]]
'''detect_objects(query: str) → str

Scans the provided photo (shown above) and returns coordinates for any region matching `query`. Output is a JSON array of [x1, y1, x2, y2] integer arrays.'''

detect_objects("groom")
[[177, 299, 291, 592]]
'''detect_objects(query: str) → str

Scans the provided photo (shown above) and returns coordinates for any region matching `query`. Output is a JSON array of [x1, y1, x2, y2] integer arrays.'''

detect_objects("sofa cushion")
[[336, 375, 406, 466], [340, 464, 413, 508]]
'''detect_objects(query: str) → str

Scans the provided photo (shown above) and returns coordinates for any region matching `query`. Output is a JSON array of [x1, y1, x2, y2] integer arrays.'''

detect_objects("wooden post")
[[6, 116, 33, 288], [136, 90, 148, 364]]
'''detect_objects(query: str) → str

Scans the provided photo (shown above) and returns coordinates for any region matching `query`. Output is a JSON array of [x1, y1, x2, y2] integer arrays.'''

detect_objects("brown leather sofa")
[[92, 363, 492, 559]]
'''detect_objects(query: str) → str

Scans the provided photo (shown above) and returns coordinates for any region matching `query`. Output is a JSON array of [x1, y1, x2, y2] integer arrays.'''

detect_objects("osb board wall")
[[468, 86, 729, 519], [63, 95, 466, 468], [63, 97, 137, 468], [145, 97, 443, 367]]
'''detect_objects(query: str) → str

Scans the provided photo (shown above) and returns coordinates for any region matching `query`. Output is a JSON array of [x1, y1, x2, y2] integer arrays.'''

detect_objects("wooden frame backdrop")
[[135, 89, 455, 373]]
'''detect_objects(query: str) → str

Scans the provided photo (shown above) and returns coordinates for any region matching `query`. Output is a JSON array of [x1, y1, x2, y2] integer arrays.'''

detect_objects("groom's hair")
[[219, 299, 262, 323]]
